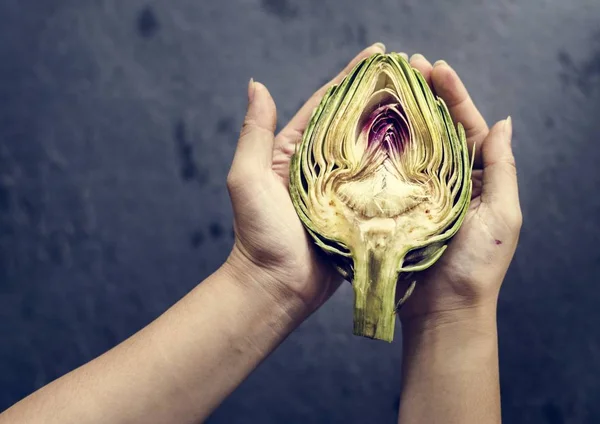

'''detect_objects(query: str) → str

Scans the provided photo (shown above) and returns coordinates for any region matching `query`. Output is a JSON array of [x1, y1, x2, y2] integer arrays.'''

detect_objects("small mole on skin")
[[425, 209, 430, 214], [495, 239, 502, 245]]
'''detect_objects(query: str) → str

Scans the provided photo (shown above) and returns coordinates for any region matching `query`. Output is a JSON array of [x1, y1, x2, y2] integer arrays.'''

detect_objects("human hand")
[[225, 43, 387, 315], [397, 54, 522, 323]]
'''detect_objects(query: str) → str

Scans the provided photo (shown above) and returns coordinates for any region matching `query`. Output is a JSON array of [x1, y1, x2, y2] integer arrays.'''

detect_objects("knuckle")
[[491, 151, 517, 171], [227, 163, 259, 191], [446, 93, 470, 110], [503, 155, 517, 173], [240, 117, 274, 140], [226, 170, 239, 191], [466, 124, 489, 142], [239, 119, 256, 139], [226, 169, 247, 191], [486, 154, 517, 176]]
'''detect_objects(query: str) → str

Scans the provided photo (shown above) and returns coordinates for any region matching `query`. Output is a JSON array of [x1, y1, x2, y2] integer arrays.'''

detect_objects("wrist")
[[397, 270, 502, 324], [402, 303, 497, 342], [400, 299, 497, 331], [220, 249, 313, 330], [401, 305, 498, 368]]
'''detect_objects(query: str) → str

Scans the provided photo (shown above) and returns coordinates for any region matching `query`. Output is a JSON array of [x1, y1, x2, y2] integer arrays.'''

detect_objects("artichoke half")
[[289, 53, 473, 342]]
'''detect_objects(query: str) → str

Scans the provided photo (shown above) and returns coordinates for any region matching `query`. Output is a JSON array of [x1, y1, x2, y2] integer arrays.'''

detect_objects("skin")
[[396, 53, 521, 424], [0, 44, 521, 424]]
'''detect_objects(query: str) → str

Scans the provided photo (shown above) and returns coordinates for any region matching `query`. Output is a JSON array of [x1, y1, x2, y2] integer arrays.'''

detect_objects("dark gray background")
[[1, 0, 599, 423]]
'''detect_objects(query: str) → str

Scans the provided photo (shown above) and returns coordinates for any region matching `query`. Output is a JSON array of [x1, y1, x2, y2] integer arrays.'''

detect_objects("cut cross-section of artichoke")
[[289, 53, 474, 342]]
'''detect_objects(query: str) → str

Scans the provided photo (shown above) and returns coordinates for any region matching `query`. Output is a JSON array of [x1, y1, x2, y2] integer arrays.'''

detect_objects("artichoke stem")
[[352, 246, 400, 342]]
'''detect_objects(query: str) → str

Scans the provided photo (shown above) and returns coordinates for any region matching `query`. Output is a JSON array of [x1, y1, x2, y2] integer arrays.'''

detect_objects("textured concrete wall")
[[1, 0, 600, 422]]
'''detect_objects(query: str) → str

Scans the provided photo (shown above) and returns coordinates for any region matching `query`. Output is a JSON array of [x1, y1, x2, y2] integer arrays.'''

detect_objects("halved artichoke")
[[289, 53, 473, 342]]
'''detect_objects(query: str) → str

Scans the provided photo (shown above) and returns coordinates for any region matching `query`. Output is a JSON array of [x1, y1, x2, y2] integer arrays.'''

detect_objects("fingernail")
[[410, 53, 425, 62], [433, 59, 448, 67], [505, 116, 513, 144], [373, 42, 386, 52], [398, 52, 409, 60], [248, 78, 255, 103]]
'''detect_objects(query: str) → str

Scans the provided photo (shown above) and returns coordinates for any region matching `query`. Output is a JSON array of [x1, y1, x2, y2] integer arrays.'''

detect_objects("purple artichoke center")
[[366, 104, 410, 156]]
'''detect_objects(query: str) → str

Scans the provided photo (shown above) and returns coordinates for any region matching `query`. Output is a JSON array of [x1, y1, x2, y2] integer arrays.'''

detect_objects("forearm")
[[1, 263, 308, 424], [397, 305, 501, 424]]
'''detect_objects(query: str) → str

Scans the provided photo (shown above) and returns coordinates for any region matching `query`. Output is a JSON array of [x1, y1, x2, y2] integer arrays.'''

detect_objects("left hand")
[[397, 54, 522, 322], [225, 43, 387, 314]]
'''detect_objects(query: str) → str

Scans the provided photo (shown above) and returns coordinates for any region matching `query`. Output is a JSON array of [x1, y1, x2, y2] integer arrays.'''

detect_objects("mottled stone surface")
[[1, 0, 600, 423]]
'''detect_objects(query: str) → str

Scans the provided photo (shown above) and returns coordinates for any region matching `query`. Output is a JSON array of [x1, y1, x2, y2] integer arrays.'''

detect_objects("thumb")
[[481, 117, 522, 228], [230, 79, 277, 179]]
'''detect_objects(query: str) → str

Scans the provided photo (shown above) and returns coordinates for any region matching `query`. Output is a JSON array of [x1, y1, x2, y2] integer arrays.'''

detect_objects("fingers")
[[228, 79, 277, 184], [471, 169, 483, 199], [275, 43, 386, 147], [481, 117, 522, 228], [430, 61, 489, 168], [409, 53, 433, 86]]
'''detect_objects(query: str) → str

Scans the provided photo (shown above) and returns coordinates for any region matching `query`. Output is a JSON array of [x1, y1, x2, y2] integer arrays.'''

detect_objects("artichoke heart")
[[289, 53, 473, 342]]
